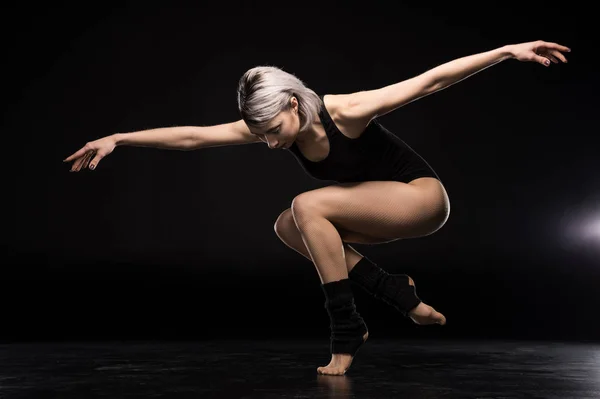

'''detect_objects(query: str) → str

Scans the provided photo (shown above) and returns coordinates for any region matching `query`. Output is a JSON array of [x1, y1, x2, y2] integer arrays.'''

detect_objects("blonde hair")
[[237, 65, 322, 132]]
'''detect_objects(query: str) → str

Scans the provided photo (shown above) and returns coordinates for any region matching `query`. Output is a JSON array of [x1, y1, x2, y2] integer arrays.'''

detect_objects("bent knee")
[[290, 194, 322, 225], [273, 208, 296, 238]]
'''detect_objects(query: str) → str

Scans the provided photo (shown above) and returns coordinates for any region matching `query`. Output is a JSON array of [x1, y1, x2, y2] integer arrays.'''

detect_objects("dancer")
[[64, 40, 570, 375]]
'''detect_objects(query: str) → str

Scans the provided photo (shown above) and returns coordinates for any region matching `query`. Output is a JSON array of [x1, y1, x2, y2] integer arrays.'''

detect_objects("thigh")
[[275, 207, 390, 244], [291, 179, 450, 241]]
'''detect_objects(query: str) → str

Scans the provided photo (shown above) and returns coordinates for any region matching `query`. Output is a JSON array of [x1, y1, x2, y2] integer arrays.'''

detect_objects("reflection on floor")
[[0, 339, 598, 398]]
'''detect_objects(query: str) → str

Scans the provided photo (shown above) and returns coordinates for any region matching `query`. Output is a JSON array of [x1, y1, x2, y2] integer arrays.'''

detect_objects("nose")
[[268, 141, 280, 149]]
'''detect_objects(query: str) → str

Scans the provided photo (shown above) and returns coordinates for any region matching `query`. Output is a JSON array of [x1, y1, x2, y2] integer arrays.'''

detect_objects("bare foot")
[[406, 276, 447, 326], [317, 331, 369, 376]]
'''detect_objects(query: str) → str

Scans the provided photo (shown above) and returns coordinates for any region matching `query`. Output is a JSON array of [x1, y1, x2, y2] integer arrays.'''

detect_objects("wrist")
[[112, 133, 124, 146], [501, 44, 516, 60]]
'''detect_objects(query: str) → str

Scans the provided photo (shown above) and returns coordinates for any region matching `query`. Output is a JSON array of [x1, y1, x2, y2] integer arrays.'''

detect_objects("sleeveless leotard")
[[288, 95, 440, 184]]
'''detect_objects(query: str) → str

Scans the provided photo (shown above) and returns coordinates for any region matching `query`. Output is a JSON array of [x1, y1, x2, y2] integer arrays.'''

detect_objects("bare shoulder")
[[231, 119, 267, 144], [322, 93, 372, 139]]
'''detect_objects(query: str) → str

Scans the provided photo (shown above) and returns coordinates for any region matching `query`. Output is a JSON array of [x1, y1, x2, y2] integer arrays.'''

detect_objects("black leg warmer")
[[348, 256, 422, 317], [321, 278, 368, 356]]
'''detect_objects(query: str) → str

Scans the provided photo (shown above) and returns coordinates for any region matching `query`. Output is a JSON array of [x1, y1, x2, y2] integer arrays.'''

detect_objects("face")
[[250, 98, 300, 149]]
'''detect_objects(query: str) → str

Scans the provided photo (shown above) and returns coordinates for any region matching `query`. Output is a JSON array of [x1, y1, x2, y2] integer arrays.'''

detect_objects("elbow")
[[427, 75, 444, 93], [184, 128, 201, 150], [419, 72, 443, 94]]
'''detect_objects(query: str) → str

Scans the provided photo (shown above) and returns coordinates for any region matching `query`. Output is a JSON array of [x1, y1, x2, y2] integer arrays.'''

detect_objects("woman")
[[64, 40, 570, 375]]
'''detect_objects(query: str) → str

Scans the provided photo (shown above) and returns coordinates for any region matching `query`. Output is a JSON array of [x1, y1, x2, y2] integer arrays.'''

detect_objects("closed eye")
[[267, 123, 281, 134]]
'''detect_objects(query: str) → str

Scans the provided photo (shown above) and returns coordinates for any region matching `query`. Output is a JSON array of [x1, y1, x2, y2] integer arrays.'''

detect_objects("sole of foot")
[[407, 276, 446, 325]]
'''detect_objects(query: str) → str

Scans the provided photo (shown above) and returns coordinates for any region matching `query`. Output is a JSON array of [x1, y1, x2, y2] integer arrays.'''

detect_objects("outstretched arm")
[[423, 40, 570, 90], [344, 40, 571, 121], [64, 119, 261, 172]]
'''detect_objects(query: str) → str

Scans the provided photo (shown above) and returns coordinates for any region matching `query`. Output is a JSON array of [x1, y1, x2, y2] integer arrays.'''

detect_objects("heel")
[[332, 325, 368, 356], [349, 256, 422, 317]]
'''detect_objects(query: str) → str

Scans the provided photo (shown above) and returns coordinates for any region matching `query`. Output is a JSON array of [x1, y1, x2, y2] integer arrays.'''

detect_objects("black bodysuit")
[[288, 95, 440, 184]]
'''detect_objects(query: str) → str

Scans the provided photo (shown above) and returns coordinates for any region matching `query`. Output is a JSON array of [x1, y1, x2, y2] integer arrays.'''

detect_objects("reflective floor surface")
[[1, 339, 598, 398]]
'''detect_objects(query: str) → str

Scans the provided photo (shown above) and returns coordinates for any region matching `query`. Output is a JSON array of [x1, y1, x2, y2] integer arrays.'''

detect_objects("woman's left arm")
[[426, 40, 571, 90], [345, 40, 570, 121]]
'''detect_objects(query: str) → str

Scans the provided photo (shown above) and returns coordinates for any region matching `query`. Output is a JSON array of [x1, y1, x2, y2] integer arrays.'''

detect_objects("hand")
[[63, 135, 117, 172], [509, 40, 570, 67]]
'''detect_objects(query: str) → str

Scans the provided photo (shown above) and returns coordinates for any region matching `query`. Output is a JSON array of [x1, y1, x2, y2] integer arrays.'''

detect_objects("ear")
[[290, 95, 298, 111]]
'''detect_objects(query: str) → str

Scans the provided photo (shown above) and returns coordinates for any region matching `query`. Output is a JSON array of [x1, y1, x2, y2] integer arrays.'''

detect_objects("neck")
[[296, 112, 324, 145]]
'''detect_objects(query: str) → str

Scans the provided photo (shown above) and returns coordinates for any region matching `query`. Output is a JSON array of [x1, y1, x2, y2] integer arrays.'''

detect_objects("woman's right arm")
[[114, 119, 263, 150], [64, 119, 264, 172]]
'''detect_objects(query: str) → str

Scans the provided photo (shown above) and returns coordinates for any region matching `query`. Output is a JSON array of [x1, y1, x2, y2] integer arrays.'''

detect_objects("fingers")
[[549, 49, 567, 63], [533, 54, 551, 67], [546, 53, 560, 64], [88, 153, 104, 170], [535, 49, 568, 66], [66, 143, 106, 172], [73, 152, 90, 172], [537, 41, 570, 62], [70, 151, 94, 172], [545, 41, 571, 53], [70, 154, 84, 172], [81, 150, 95, 170], [529, 41, 571, 67], [79, 152, 93, 171], [64, 145, 88, 162]]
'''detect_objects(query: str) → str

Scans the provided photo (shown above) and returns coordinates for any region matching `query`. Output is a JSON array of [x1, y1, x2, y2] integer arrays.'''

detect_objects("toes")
[[433, 310, 446, 325], [317, 367, 346, 375]]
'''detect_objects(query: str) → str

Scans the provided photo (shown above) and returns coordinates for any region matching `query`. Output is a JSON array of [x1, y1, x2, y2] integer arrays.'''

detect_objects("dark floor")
[[0, 339, 598, 398]]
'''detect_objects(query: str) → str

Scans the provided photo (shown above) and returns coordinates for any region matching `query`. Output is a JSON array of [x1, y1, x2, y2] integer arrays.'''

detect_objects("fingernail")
[[90, 164, 95, 170], [545, 60, 550, 66]]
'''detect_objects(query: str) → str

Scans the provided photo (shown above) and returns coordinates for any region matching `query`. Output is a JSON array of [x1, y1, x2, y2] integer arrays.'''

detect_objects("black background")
[[3, 2, 597, 343]]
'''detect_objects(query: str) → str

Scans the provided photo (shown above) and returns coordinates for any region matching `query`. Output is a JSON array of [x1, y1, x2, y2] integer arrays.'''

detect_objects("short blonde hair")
[[237, 65, 322, 132]]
